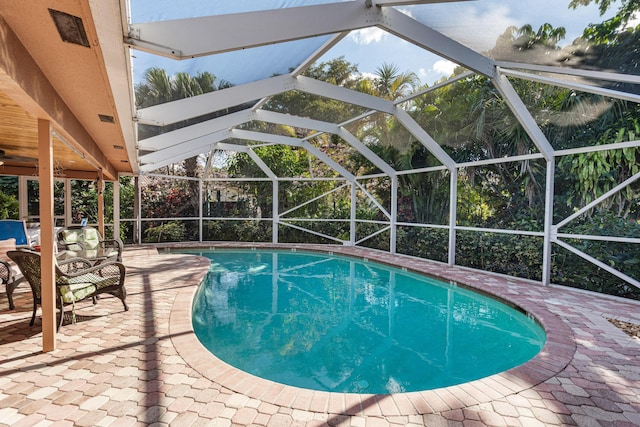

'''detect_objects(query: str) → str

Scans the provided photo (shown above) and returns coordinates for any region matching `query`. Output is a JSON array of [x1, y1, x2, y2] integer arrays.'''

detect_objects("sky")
[[129, 0, 618, 87]]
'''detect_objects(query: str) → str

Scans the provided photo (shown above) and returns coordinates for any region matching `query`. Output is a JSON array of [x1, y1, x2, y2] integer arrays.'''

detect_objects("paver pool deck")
[[1, 243, 639, 426]]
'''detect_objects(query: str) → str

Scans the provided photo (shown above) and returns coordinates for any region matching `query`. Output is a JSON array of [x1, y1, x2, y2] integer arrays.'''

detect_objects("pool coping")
[[168, 243, 575, 416]]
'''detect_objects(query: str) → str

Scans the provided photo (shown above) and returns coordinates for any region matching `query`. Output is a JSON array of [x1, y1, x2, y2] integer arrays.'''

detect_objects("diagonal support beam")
[[231, 129, 357, 182], [379, 7, 495, 77], [500, 68, 640, 104], [137, 74, 396, 128], [139, 130, 231, 164], [294, 76, 396, 114], [374, 0, 474, 5], [291, 32, 350, 77], [247, 149, 277, 180], [256, 110, 339, 134], [255, 110, 396, 176], [394, 108, 456, 170], [137, 109, 256, 152], [139, 140, 253, 172], [337, 129, 397, 176], [232, 130, 396, 219], [127, 2, 379, 59], [555, 171, 640, 230], [493, 73, 555, 161], [554, 238, 640, 290], [495, 61, 640, 85], [136, 78, 287, 127]]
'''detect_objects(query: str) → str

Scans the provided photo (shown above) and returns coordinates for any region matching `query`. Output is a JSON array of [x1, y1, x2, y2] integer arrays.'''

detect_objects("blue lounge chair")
[[0, 221, 31, 309], [0, 220, 32, 247]]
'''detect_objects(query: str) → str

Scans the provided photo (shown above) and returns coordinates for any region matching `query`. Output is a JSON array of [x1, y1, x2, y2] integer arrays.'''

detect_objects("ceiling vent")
[[49, 9, 90, 48], [98, 114, 115, 123]]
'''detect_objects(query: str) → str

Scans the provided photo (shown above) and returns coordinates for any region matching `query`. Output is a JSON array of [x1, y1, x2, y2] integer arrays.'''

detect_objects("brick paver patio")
[[1, 244, 639, 426]]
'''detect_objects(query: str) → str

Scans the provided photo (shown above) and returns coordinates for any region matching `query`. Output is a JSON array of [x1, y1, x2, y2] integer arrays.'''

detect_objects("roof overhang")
[[0, 0, 137, 180]]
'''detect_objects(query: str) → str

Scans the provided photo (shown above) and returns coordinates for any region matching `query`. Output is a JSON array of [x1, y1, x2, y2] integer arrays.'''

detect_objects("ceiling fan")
[[0, 149, 38, 164]]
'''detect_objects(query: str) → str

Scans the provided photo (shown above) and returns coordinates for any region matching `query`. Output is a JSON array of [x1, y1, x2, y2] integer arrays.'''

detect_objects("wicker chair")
[[1, 258, 22, 310], [56, 226, 123, 262], [7, 250, 128, 329], [0, 238, 23, 310]]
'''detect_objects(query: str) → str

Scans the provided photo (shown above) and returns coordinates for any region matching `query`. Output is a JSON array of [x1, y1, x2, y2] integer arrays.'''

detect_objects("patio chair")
[[7, 249, 128, 330], [0, 238, 23, 309], [56, 226, 123, 262], [0, 219, 33, 247]]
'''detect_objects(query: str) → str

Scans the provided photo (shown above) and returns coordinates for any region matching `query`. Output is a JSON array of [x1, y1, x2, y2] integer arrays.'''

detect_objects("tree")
[[554, 2, 640, 219], [569, 0, 640, 23], [135, 68, 235, 237], [267, 57, 364, 124], [135, 68, 233, 173], [371, 63, 418, 100]]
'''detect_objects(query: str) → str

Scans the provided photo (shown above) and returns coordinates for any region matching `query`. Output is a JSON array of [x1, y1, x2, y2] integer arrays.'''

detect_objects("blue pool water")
[[188, 249, 546, 394]]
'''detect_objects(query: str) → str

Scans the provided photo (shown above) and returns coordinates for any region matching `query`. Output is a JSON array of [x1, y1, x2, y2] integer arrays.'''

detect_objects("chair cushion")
[[58, 271, 119, 292], [58, 283, 97, 304], [62, 229, 84, 251], [61, 228, 102, 250], [62, 229, 82, 243], [82, 228, 101, 250]]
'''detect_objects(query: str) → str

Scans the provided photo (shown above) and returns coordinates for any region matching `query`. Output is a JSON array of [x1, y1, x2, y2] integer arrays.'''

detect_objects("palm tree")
[[351, 64, 454, 224], [512, 23, 567, 51], [135, 68, 233, 226], [373, 63, 419, 100]]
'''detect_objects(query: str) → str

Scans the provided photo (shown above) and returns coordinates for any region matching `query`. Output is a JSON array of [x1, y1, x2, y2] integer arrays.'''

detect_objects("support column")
[[97, 170, 105, 237], [542, 157, 556, 285], [114, 176, 120, 241], [448, 168, 458, 267], [198, 179, 203, 242], [350, 182, 356, 246], [272, 180, 279, 243], [448, 169, 458, 266], [390, 175, 398, 253], [134, 176, 141, 244], [38, 119, 56, 351], [64, 178, 72, 226]]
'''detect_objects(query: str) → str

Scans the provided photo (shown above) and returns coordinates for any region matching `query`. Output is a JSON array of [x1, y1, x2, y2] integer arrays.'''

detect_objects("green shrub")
[[396, 227, 449, 263], [144, 221, 186, 243], [552, 213, 640, 300], [278, 226, 335, 244], [0, 192, 19, 219], [204, 220, 271, 242], [395, 218, 639, 300], [456, 231, 544, 280]]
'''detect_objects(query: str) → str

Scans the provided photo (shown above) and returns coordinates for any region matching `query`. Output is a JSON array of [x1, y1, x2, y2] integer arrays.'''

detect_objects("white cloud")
[[359, 72, 378, 81], [349, 27, 388, 45], [432, 60, 457, 76]]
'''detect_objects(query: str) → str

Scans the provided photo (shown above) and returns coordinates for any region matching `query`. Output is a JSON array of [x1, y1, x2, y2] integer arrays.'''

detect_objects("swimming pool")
[[189, 249, 546, 394]]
